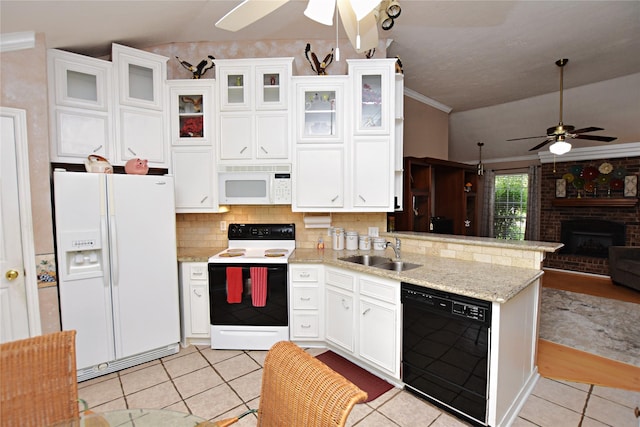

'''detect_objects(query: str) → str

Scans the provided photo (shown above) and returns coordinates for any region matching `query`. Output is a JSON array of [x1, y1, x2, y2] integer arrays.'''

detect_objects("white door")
[[0, 108, 40, 342]]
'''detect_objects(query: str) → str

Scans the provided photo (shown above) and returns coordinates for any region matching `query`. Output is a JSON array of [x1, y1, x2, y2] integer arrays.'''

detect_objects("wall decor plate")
[[562, 173, 574, 183], [624, 175, 638, 197], [613, 167, 627, 179], [555, 179, 566, 198], [582, 166, 599, 181], [569, 165, 583, 176]]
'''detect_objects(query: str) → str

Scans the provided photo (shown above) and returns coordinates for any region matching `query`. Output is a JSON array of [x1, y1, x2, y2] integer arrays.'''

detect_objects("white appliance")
[[208, 223, 295, 350], [53, 170, 180, 381], [218, 165, 292, 205]]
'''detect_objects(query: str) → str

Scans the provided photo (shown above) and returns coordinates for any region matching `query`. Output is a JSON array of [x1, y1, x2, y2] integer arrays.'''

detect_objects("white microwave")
[[218, 165, 292, 205]]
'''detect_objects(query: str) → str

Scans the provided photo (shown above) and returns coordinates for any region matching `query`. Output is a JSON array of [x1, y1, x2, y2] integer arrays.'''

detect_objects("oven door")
[[208, 262, 288, 327]]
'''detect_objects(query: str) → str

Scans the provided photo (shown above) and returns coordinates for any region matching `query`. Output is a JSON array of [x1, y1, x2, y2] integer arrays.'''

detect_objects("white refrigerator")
[[53, 170, 180, 381]]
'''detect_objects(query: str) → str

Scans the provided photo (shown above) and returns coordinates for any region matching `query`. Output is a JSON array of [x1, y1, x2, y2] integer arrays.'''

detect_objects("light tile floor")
[[78, 345, 640, 427]]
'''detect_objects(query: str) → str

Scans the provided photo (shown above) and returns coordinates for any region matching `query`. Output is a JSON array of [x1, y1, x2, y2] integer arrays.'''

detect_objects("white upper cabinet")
[[48, 44, 170, 167], [348, 59, 395, 135], [48, 49, 113, 163], [294, 76, 346, 144], [112, 44, 169, 167], [215, 58, 293, 163]]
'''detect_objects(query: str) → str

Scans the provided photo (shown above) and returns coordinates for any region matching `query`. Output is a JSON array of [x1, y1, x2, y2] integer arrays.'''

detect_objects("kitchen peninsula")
[[288, 232, 561, 427]]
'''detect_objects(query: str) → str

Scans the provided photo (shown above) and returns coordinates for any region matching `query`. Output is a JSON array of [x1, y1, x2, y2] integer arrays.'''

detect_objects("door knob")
[[5, 270, 19, 281]]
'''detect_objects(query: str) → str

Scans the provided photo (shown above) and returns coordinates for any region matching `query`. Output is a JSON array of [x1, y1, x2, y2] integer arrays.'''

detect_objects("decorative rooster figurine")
[[176, 55, 215, 79], [304, 43, 334, 75]]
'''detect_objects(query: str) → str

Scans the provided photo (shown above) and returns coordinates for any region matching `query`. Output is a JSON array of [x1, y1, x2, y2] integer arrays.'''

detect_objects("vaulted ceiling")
[[2, 0, 639, 161]]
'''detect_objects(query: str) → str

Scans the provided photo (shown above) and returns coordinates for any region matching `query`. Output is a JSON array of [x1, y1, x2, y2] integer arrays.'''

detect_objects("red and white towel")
[[226, 267, 243, 303], [250, 267, 268, 307]]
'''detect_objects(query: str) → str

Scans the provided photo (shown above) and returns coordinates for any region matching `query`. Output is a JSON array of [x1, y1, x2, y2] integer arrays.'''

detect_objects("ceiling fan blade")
[[529, 139, 553, 151], [571, 126, 604, 134], [215, 0, 290, 32], [573, 134, 618, 142], [337, 0, 379, 53], [304, 0, 336, 25], [506, 135, 548, 141]]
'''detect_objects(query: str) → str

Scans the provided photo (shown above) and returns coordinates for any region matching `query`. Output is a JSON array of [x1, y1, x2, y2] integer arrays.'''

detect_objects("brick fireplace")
[[540, 155, 639, 276]]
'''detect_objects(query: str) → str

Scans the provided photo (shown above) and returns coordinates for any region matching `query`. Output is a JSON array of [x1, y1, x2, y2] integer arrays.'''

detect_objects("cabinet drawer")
[[292, 287, 319, 309], [292, 313, 319, 338], [360, 276, 398, 303], [189, 264, 208, 281], [325, 268, 354, 292], [290, 266, 319, 282]]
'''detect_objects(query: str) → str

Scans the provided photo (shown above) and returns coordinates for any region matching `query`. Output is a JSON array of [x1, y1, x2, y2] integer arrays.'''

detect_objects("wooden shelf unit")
[[393, 157, 480, 235]]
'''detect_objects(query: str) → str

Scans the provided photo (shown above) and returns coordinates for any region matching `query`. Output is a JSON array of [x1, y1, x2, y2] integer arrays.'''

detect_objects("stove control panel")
[[228, 223, 295, 240]]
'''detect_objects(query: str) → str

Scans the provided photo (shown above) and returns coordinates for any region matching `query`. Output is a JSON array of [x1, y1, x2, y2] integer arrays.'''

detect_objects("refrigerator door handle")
[[110, 215, 119, 286]]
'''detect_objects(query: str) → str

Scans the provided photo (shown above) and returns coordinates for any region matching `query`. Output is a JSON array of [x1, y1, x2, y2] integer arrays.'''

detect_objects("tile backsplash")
[[176, 207, 386, 249]]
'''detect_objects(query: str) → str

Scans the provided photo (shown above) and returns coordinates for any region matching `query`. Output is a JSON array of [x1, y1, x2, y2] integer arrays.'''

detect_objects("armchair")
[[1, 330, 79, 426], [608, 246, 640, 292]]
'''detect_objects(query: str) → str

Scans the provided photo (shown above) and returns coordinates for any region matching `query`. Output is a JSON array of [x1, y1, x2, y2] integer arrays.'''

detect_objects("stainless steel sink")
[[339, 254, 391, 266], [373, 261, 422, 272], [339, 255, 421, 272]]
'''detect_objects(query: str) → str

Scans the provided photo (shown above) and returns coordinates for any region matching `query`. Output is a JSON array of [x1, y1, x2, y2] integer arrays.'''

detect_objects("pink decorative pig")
[[124, 158, 149, 175]]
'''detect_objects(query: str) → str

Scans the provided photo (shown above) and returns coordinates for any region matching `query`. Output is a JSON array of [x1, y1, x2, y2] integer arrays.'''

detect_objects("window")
[[494, 174, 528, 240]]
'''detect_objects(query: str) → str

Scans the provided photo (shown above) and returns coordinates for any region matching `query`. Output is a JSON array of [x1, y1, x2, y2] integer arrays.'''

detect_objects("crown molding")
[[538, 142, 640, 163], [0, 31, 35, 53], [403, 87, 452, 113]]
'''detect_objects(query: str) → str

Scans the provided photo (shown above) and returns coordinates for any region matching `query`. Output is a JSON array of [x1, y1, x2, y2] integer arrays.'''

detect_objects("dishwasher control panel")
[[452, 302, 487, 321], [401, 282, 491, 324]]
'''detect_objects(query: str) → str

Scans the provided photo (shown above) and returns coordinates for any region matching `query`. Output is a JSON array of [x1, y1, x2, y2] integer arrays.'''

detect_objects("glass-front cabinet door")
[[113, 43, 167, 111], [255, 63, 290, 110], [218, 65, 251, 111], [348, 59, 395, 135], [168, 82, 213, 145], [50, 52, 111, 111], [295, 77, 346, 143]]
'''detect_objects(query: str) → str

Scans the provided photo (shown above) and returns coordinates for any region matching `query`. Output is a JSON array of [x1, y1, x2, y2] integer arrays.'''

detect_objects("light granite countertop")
[[177, 245, 544, 303], [384, 231, 563, 253], [289, 248, 543, 303]]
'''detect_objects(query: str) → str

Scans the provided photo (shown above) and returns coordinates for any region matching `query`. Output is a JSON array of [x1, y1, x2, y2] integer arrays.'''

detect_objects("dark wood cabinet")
[[391, 157, 480, 236]]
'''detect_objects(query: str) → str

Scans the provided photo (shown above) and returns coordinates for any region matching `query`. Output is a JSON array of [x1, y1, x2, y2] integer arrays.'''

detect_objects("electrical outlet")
[[368, 227, 379, 237], [220, 221, 227, 231]]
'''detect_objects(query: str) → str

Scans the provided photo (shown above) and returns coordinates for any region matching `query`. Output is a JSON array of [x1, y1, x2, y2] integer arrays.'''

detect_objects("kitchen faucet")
[[385, 238, 401, 259]]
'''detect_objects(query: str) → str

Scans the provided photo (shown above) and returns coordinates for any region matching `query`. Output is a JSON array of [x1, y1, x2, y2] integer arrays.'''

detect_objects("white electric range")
[[207, 224, 295, 350]]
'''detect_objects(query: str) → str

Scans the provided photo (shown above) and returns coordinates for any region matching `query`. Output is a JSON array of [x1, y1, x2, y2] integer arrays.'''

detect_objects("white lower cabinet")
[[178, 262, 210, 346], [289, 264, 324, 343], [324, 266, 401, 379], [358, 275, 400, 377]]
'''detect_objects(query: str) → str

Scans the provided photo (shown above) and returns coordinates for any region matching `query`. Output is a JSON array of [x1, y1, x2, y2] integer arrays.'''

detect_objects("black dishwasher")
[[401, 282, 491, 426]]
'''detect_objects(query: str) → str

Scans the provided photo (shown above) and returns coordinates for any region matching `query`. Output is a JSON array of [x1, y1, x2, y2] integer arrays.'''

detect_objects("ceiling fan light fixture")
[[304, 0, 336, 26], [386, 0, 401, 19], [379, 11, 394, 30], [549, 137, 572, 155]]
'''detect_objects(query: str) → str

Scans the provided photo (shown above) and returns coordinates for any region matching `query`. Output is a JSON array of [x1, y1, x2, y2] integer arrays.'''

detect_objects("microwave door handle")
[[268, 175, 274, 204]]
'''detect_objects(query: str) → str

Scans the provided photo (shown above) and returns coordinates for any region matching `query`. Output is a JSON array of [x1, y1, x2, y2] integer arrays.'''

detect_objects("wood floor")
[[538, 268, 640, 391]]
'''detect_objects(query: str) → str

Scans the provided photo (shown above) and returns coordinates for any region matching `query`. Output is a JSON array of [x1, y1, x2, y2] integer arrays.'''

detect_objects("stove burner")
[[264, 253, 285, 258], [226, 248, 246, 253], [219, 252, 244, 257]]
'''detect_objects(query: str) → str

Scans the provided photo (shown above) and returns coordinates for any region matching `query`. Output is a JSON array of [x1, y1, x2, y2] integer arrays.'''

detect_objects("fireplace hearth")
[[560, 219, 625, 258]]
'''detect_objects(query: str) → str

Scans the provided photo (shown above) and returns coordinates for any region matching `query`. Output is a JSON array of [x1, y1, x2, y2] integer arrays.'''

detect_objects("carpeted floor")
[[539, 287, 640, 368], [315, 351, 394, 402]]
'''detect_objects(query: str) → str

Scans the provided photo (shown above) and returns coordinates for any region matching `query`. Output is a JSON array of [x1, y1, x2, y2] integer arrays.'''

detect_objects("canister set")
[[330, 228, 386, 251]]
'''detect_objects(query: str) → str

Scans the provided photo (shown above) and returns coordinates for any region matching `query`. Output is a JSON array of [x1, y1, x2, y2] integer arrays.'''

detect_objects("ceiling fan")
[[507, 58, 617, 155], [215, 0, 398, 54]]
